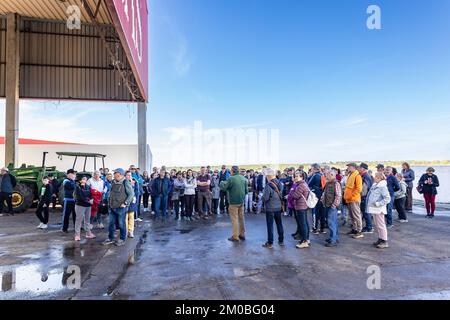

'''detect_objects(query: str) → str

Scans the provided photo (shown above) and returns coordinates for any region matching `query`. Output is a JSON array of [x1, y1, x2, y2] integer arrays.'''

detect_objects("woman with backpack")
[[320, 171, 342, 247], [418, 167, 440, 218], [290, 171, 311, 249], [261, 168, 285, 249]]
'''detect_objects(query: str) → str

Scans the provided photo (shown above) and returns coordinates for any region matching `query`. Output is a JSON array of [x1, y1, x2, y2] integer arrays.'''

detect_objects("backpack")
[[301, 189, 319, 209]]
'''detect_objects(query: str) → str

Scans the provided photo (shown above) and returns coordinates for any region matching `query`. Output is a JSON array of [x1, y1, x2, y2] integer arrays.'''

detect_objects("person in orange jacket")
[[344, 163, 363, 239]]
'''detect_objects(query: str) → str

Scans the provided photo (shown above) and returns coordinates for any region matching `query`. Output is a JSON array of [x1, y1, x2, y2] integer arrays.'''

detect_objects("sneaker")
[[262, 242, 273, 249], [373, 239, 382, 246], [102, 239, 115, 245], [387, 224, 394, 229], [239, 236, 246, 241], [128, 231, 134, 238], [136, 218, 143, 222], [352, 232, 364, 239], [320, 229, 327, 234], [228, 237, 239, 242], [312, 229, 320, 235], [283, 212, 289, 217], [376, 241, 389, 249], [293, 234, 302, 241], [296, 241, 310, 249], [86, 231, 96, 239], [74, 235, 81, 241], [41, 224, 48, 229], [398, 219, 408, 223], [347, 229, 357, 235], [325, 242, 337, 247], [278, 242, 285, 247], [362, 228, 374, 234], [115, 239, 125, 247], [37, 223, 44, 229], [98, 223, 105, 229]]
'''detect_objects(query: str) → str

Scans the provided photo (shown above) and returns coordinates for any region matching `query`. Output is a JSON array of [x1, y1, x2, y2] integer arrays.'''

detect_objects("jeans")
[[197, 190, 212, 216], [294, 209, 309, 242], [326, 207, 339, 244], [184, 194, 195, 217], [61, 200, 76, 232], [36, 201, 49, 224], [0, 192, 13, 213], [244, 192, 253, 212], [312, 201, 325, 230], [266, 211, 284, 244], [219, 190, 229, 213], [212, 198, 219, 214], [424, 193, 436, 215], [143, 192, 150, 209], [386, 195, 394, 226], [154, 195, 168, 219], [108, 207, 127, 241], [361, 199, 372, 230], [394, 197, 407, 220]]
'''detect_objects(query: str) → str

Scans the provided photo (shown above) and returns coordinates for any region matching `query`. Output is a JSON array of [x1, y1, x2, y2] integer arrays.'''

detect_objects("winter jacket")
[[63, 178, 76, 201], [184, 177, 197, 196], [344, 171, 363, 203], [172, 178, 186, 200], [418, 174, 440, 195], [366, 180, 391, 215], [386, 175, 401, 196], [321, 181, 342, 209], [128, 182, 140, 213], [308, 172, 323, 198], [402, 169, 415, 188], [289, 180, 310, 211], [75, 184, 92, 207], [218, 170, 230, 182], [262, 179, 284, 213], [361, 173, 373, 200], [151, 176, 171, 197], [395, 180, 408, 200], [219, 173, 248, 205], [39, 184, 54, 205], [255, 174, 266, 192], [210, 176, 221, 199], [0, 173, 16, 193]]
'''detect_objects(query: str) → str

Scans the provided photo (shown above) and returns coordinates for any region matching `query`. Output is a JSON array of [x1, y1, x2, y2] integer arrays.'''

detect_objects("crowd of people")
[[26, 162, 440, 249]]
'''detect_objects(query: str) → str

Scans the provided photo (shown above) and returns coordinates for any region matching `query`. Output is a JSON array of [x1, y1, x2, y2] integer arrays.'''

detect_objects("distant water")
[[410, 166, 449, 203]]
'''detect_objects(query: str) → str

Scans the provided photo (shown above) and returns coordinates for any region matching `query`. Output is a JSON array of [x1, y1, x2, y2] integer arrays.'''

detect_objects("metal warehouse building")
[[0, 0, 150, 169]]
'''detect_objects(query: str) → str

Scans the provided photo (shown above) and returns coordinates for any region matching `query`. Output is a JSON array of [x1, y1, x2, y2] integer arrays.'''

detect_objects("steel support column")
[[137, 102, 148, 171], [5, 13, 20, 167]]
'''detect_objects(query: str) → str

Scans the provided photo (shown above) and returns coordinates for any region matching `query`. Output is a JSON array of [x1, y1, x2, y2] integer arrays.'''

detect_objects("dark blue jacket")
[[151, 176, 171, 197], [39, 184, 54, 205], [386, 175, 400, 196], [256, 174, 266, 192], [128, 182, 140, 212], [218, 170, 230, 182], [63, 178, 76, 201], [75, 184, 92, 207], [308, 173, 323, 197]]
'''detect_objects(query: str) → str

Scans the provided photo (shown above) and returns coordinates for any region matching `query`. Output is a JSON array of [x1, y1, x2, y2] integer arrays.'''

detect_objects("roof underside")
[[0, 0, 112, 24]]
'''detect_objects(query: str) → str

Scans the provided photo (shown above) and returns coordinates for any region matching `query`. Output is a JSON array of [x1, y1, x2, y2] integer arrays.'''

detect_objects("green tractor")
[[8, 151, 107, 213]]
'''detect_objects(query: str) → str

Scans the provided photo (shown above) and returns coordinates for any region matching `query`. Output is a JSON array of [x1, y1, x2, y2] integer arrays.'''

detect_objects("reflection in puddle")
[[0, 264, 73, 293]]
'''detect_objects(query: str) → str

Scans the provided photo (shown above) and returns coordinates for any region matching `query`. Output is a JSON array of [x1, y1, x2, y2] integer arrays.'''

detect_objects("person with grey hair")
[[87, 170, 105, 229], [220, 166, 248, 242], [262, 168, 285, 248]]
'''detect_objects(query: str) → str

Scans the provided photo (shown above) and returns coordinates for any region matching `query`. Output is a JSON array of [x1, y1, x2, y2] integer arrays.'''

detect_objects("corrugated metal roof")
[[0, 0, 112, 24]]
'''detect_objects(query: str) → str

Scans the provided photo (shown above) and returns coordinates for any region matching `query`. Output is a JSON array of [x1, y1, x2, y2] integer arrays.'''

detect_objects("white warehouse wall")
[[0, 144, 152, 172]]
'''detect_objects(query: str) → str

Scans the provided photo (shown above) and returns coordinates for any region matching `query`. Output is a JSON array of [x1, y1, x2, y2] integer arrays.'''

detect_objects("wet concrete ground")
[[1, 205, 450, 300]]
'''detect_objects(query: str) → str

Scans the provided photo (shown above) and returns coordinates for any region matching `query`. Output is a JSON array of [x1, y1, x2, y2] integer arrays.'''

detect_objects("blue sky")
[[1, 0, 450, 166]]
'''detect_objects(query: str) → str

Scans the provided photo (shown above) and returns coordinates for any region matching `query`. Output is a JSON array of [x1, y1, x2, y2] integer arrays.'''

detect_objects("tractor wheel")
[[11, 183, 34, 213]]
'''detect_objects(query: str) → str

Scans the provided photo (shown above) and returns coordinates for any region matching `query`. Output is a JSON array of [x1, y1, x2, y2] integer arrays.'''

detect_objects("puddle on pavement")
[[0, 264, 75, 294]]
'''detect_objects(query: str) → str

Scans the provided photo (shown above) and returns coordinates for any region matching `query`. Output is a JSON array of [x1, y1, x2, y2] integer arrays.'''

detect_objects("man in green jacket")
[[220, 166, 248, 242]]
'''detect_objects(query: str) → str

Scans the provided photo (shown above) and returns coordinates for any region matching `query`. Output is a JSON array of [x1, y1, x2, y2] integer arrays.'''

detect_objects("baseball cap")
[[114, 168, 126, 175], [359, 163, 369, 170], [376, 164, 385, 170], [346, 162, 358, 168], [67, 169, 77, 175]]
